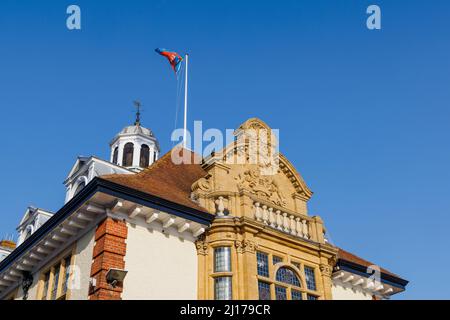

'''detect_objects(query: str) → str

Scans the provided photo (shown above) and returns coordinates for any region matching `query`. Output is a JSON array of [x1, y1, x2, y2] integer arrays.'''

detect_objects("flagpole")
[[183, 54, 189, 149]]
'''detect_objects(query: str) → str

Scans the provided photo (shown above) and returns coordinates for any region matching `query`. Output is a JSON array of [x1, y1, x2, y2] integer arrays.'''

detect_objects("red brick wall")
[[89, 217, 128, 300]]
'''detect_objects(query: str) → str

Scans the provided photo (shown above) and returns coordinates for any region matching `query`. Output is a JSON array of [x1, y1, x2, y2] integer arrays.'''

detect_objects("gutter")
[[0, 177, 214, 275], [335, 259, 409, 290]]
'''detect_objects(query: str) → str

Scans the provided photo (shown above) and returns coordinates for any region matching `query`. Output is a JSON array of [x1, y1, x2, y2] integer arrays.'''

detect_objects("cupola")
[[109, 102, 160, 172]]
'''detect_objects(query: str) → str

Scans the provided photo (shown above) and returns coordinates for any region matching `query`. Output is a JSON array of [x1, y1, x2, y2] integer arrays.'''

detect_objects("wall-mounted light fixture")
[[106, 268, 128, 288], [21, 272, 33, 300]]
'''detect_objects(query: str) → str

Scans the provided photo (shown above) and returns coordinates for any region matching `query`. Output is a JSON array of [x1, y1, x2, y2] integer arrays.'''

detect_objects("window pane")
[[273, 256, 283, 265], [258, 281, 271, 300], [292, 289, 303, 300], [307, 294, 318, 300], [51, 266, 60, 300], [62, 256, 71, 295], [123, 143, 134, 167], [74, 182, 86, 196], [275, 286, 287, 300], [214, 277, 232, 300], [112, 147, 119, 164], [304, 266, 317, 291], [139, 144, 150, 168], [276, 267, 301, 287], [214, 247, 231, 272], [42, 272, 50, 300], [256, 252, 269, 277]]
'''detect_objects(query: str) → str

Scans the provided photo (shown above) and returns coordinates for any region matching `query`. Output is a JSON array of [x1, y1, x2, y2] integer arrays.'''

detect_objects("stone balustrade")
[[254, 202, 311, 240]]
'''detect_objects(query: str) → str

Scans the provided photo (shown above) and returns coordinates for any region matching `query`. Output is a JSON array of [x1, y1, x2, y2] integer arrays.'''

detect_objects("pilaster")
[[89, 217, 128, 300]]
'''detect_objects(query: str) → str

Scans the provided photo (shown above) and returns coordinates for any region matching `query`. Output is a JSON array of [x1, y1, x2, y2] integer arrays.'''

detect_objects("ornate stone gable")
[[191, 118, 313, 217]]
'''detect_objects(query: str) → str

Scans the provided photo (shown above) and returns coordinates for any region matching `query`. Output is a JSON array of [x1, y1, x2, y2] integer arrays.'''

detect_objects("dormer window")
[[17, 207, 53, 246], [74, 182, 86, 196]]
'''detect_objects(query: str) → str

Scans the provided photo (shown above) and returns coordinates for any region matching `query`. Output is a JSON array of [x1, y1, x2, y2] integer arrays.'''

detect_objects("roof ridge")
[[337, 247, 403, 279]]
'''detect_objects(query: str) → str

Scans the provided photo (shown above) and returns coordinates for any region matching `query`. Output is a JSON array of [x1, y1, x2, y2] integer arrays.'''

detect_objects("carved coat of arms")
[[235, 168, 287, 207]]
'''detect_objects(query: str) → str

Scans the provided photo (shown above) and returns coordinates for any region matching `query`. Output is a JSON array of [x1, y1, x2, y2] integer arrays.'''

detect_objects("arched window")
[[112, 147, 119, 165], [25, 225, 34, 240], [276, 267, 301, 287], [274, 267, 301, 300], [74, 182, 86, 196], [256, 252, 319, 300], [122, 143, 134, 167], [140, 144, 150, 168]]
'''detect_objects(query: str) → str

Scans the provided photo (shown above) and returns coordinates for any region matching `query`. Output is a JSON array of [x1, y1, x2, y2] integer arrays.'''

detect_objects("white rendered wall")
[[332, 282, 373, 300], [10, 228, 95, 300], [69, 228, 95, 300], [122, 221, 198, 300], [14, 273, 39, 300]]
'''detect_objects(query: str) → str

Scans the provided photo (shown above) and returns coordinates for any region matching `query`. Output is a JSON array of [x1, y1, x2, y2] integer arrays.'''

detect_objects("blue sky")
[[0, 0, 449, 299]]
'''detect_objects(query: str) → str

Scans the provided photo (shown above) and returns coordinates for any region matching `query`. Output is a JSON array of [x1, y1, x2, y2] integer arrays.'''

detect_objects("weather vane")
[[133, 100, 141, 126]]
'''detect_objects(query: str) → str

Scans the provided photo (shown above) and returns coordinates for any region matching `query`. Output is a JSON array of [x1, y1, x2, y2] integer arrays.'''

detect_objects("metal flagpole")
[[183, 54, 189, 149]]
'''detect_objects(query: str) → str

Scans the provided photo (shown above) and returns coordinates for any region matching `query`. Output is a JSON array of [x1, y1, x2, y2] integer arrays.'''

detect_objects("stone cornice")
[[208, 216, 337, 258]]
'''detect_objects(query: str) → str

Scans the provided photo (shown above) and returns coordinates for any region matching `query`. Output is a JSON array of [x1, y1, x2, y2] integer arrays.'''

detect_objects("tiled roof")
[[0, 240, 16, 250], [337, 248, 404, 280], [101, 148, 207, 212], [102, 147, 406, 284]]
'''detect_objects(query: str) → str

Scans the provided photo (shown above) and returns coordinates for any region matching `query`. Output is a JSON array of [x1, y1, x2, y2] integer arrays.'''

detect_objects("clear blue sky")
[[0, 0, 449, 299]]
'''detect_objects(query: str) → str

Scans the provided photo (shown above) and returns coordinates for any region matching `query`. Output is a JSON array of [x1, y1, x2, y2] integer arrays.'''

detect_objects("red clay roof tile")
[[102, 148, 405, 283], [101, 148, 207, 212], [337, 247, 402, 279]]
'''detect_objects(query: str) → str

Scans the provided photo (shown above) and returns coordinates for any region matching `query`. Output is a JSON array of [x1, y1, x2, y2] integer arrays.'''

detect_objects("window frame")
[[112, 147, 119, 164], [38, 249, 75, 301], [214, 276, 233, 300], [139, 144, 150, 168], [272, 255, 283, 265], [211, 245, 234, 300], [255, 250, 321, 300], [214, 247, 232, 273], [122, 142, 134, 167], [304, 265, 317, 291], [275, 285, 287, 300], [275, 266, 302, 287], [73, 182, 86, 197], [258, 281, 271, 300], [256, 251, 270, 278]]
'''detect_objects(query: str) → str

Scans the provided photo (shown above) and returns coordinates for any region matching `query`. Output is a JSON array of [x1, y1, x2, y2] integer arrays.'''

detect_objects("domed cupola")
[[109, 102, 160, 172]]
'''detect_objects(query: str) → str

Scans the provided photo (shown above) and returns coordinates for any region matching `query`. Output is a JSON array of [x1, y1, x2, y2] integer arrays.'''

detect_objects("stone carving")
[[248, 121, 266, 131], [192, 177, 212, 192], [235, 169, 287, 207], [234, 240, 244, 254], [195, 238, 209, 256], [320, 263, 333, 277], [235, 239, 258, 254], [215, 197, 225, 216]]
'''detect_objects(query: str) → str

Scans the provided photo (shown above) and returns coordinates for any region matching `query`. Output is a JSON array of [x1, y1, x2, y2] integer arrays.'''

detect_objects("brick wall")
[[89, 217, 128, 300]]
